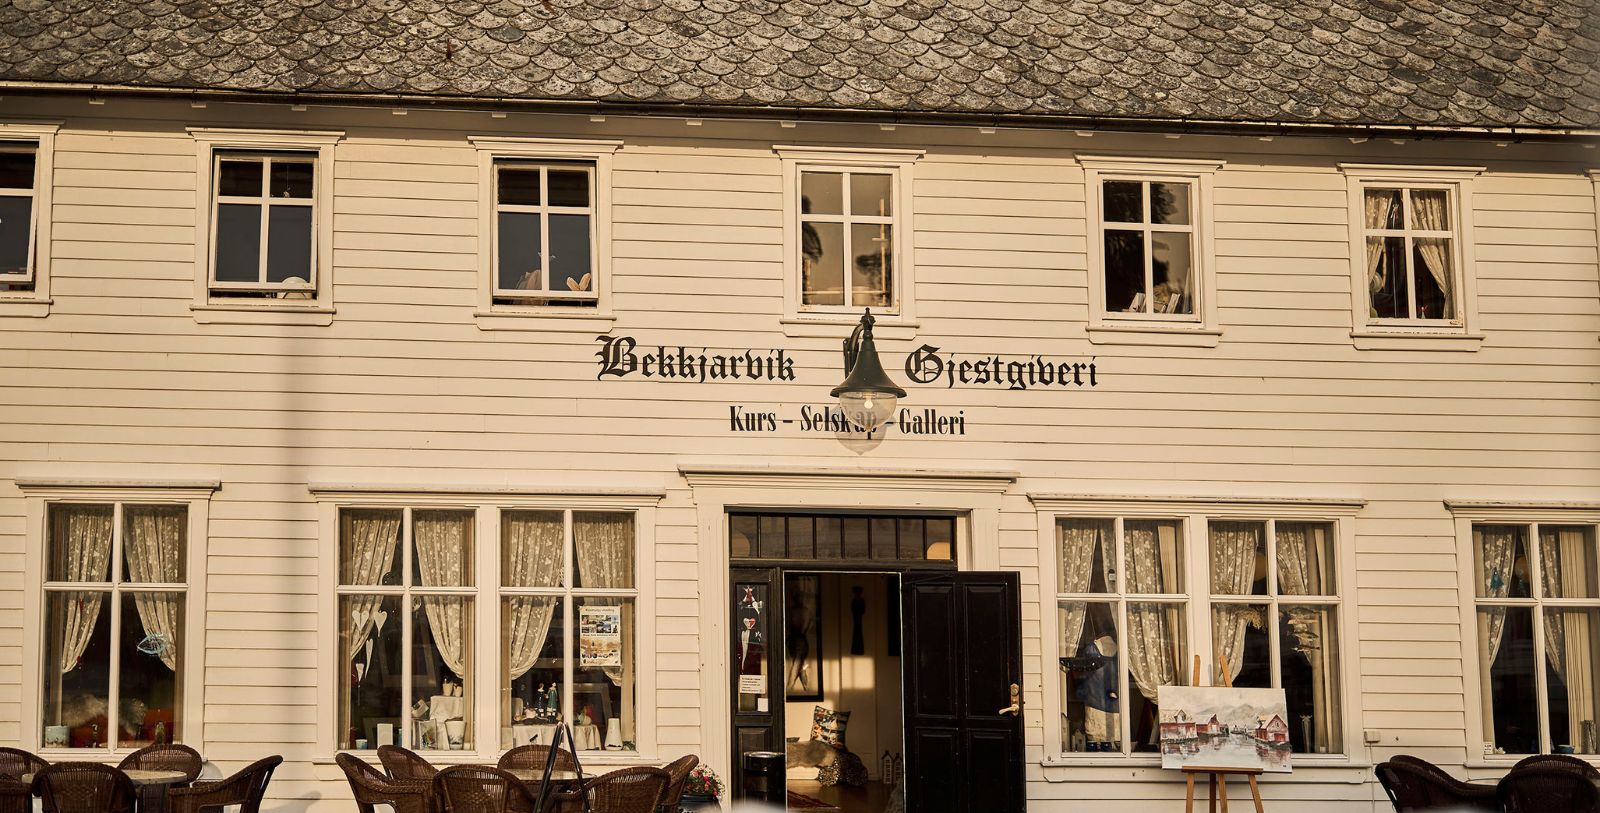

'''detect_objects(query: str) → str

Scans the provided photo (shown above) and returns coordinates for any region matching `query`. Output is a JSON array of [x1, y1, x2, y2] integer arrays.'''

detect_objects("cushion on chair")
[[809, 706, 850, 750]]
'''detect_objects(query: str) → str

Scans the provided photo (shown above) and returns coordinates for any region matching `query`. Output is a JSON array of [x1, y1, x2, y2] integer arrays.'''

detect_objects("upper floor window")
[[210, 152, 318, 297], [799, 169, 895, 311], [1361, 186, 1458, 321], [493, 161, 597, 307], [1100, 179, 1196, 318], [0, 143, 38, 290]]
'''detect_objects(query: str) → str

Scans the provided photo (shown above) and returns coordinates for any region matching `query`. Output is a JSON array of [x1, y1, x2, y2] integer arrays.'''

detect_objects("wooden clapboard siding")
[[0, 96, 1594, 812]]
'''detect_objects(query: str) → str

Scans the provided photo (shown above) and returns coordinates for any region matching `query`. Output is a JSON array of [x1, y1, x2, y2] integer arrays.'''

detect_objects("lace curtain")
[[1058, 522, 1106, 656], [123, 507, 184, 671], [1475, 526, 1516, 743], [1364, 191, 1395, 298], [1125, 523, 1182, 700], [575, 514, 634, 684], [1209, 522, 1261, 685], [52, 506, 114, 674], [1410, 192, 1452, 300], [1541, 527, 1596, 738], [414, 512, 470, 679], [341, 510, 401, 677], [504, 513, 562, 681]]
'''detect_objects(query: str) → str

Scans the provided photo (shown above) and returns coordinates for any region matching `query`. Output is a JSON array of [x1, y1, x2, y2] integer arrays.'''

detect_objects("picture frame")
[[785, 573, 824, 701]]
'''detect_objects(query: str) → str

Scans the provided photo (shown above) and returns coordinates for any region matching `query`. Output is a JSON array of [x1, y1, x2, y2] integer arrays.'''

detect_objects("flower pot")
[[678, 793, 719, 811]]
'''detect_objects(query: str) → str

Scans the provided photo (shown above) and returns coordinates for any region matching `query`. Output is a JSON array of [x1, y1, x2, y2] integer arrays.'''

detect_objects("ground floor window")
[[1473, 522, 1600, 756]]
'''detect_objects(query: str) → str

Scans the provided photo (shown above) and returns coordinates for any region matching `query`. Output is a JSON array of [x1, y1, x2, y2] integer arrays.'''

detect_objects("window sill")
[[1466, 756, 1600, 770], [310, 750, 654, 767], [0, 296, 51, 317], [1350, 329, 1484, 352], [1039, 755, 1368, 782], [780, 316, 919, 341], [192, 302, 335, 326], [1086, 323, 1221, 347], [474, 309, 618, 332]]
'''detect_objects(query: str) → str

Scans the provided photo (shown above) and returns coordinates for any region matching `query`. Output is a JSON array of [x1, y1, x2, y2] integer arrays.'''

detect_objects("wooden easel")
[[1181, 655, 1266, 813]]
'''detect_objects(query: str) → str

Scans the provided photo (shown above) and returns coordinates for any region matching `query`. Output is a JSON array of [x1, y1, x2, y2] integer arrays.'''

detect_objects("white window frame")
[[1449, 500, 1600, 764], [775, 146, 922, 339], [469, 137, 620, 332], [310, 484, 662, 765], [490, 162, 600, 304], [1031, 495, 1363, 769], [1339, 164, 1484, 351], [1080, 156, 1223, 348], [16, 478, 216, 758], [207, 152, 318, 294], [189, 128, 341, 325], [0, 122, 59, 317]]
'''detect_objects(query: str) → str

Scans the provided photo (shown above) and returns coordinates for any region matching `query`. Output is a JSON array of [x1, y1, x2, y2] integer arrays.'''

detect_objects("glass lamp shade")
[[838, 390, 898, 432]]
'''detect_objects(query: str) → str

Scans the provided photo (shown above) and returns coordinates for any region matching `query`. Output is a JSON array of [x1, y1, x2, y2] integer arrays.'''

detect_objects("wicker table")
[[24, 769, 188, 813]]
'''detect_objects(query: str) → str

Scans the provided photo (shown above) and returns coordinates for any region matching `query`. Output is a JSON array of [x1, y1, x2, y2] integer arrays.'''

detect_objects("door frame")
[[681, 463, 1017, 786]]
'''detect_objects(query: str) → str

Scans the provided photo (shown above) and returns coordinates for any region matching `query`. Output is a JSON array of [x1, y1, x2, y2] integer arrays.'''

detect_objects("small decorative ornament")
[[137, 632, 173, 657]]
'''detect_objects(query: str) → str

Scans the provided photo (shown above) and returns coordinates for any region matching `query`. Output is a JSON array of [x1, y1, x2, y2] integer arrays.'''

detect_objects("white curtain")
[[1409, 192, 1452, 301], [1209, 522, 1261, 685], [1125, 523, 1182, 700], [1364, 191, 1395, 298], [574, 514, 635, 744], [123, 507, 184, 671], [53, 507, 114, 674], [1475, 526, 1516, 744], [341, 511, 402, 673], [1059, 522, 1103, 656], [504, 513, 563, 681], [1541, 527, 1596, 744], [414, 512, 470, 679], [1276, 524, 1338, 751]]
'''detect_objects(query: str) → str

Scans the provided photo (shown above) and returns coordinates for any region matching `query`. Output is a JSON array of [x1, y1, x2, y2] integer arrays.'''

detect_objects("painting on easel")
[[1157, 685, 1293, 773]]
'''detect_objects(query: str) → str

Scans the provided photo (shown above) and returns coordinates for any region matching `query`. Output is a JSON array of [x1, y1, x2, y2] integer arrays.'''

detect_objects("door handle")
[[998, 683, 1022, 716]]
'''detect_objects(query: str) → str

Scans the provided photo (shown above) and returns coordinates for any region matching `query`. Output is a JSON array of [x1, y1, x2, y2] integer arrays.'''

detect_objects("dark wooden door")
[[902, 571, 1024, 813], [729, 567, 783, 798]]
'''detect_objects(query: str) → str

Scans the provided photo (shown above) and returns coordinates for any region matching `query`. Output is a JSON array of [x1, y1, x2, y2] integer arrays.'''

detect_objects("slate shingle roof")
[[1, 0, 1598, 130]]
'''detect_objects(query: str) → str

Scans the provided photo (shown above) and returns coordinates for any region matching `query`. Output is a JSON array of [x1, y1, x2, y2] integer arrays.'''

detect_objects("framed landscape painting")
[[1157, 686, 1293, 773]]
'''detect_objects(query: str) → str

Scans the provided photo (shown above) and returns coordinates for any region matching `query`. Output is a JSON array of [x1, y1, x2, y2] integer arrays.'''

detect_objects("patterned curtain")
[[1409, 192, 1452, 299], [52, 506, 114, 674], [1475, 525, 1516, 745], [1125, 523, 1182, 700], [1363, 191, 1395, 298], [1209, 522, 1261, 685], [123, 506, 184, 671], [340, 511, 401, 674], [1058, 522, 1103, 657], [503, 513, 563, 680], [414, 511, 470, 679], [1541, 527, 1596, 741]]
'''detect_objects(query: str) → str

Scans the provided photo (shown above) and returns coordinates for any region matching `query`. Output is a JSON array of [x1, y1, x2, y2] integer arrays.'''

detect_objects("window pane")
[[1277, 522, 1336, 596], [576, 596, 634, 751], [1150, 231, 1192, 314], [1060, 601, 1120, 752], [733, 583, 769, 713], [265, 205, 313, 284], [339, 509, 402, 587], [547, 170, 590, 208], [214, 203, 262, 283], [870, 518, 896, 560], [1059, 518, 1114, 593], [502, 596, 564, 747], [1409, 189, 1449, 230], [1103, 181, 1142, 223], [1544, 607, 1600, 755], [801, 221, 844, 306], [122, 505, 187, 583], [1366, 236, 1408, 319], [849, 173, 892, 217], [0, 150, 34, 189], [789, 517, 816, 559], [1127, 601, 1187, 752], [896, 518, 924, 560], [1125, 519, 1183, 593], [339, 594, 401, 750], [413, 595, 472, 750], [1364, 189, 1403, 229], [1150, 182, 1191, 225], [1478, 605, 1538, 755], [502, 511, 562, 588], [574, 512, 634, 590], [1475, 525, 1532, 599], [843, 518, 870, 559], [48, 504, 114, 583], [1280, 604, 1340, 753], [1104, 229, 1144, 312], [548, 213, 593, 295], [729, 515, 758, 558], [413, 510, 473, 588], [1209, 521, 1266, 595], [218, 159, 263, 197], [118, 592, 184, 748], [0, 196, 31, 275], [850, 223, 891, 307], [42, 590, 111, 748], [758, 515, 786, 559], [269, 160, 314, 199], [1213, 603, 1270, 688], [801, 172, 842, 215], [1411, 238, 1453, 320], [1540, 525, 1598, 599], [498, 166, 541, 206], [497, 211, 542, 291], [925, 518, 954, 561], [815, 517, 843, 559]]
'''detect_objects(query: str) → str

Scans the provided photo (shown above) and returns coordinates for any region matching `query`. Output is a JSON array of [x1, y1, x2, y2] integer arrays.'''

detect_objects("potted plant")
[[680, 764, 724, 809]]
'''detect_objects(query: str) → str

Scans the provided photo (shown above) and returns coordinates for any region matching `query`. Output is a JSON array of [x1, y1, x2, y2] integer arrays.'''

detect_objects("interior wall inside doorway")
[[784, 572, 903, 780]]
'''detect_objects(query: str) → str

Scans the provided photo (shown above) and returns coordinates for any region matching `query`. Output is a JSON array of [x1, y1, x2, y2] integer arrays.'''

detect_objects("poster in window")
[[579, 605, 622, 668]]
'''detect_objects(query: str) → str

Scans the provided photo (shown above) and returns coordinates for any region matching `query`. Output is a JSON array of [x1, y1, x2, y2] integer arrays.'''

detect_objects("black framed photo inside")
[[784, 573, 824, 701]]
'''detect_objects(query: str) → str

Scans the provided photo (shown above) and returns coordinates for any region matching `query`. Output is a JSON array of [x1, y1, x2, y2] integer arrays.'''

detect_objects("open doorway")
[[782, 571, 903, 813]]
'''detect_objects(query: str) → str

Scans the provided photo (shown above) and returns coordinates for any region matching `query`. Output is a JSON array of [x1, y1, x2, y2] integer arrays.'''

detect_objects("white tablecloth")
[[430, 695, 465, 722], [511, 722, 602, 751]]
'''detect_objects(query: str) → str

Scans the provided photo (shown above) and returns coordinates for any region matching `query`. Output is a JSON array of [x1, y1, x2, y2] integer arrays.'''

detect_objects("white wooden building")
[[0, 1, 1598, 811]]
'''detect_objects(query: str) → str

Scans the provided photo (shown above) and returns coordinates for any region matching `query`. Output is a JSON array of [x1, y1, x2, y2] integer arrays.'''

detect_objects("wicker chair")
[[1511, 753, 1600, 777], [1375, 758, 1498, 812], [30, 763, 136, 813], [118, 743, 204, 813], [1498, 763, 1600, 813], [573, 768, 672, 813], [0, 779, 34, 813], [433, 766, 537, 813], [499, 745, 577, 774], [165, 755, 281, 813], [0, 748, 47, 781], [337, 753, 435, 813], [656, 756, 699, 813], [378, 746, 440, 781]]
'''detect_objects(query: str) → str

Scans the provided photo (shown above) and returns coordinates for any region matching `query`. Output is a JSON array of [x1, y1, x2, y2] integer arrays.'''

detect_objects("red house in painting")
[[1201, 714, 1224, 737], [1255, 714, 1290, 745], [1160, 709, 1197, 741]]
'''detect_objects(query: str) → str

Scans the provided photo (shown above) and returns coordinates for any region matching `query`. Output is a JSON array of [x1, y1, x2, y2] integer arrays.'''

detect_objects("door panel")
[[903, 571, 1024, 813], [730, 567, 783, 798]]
